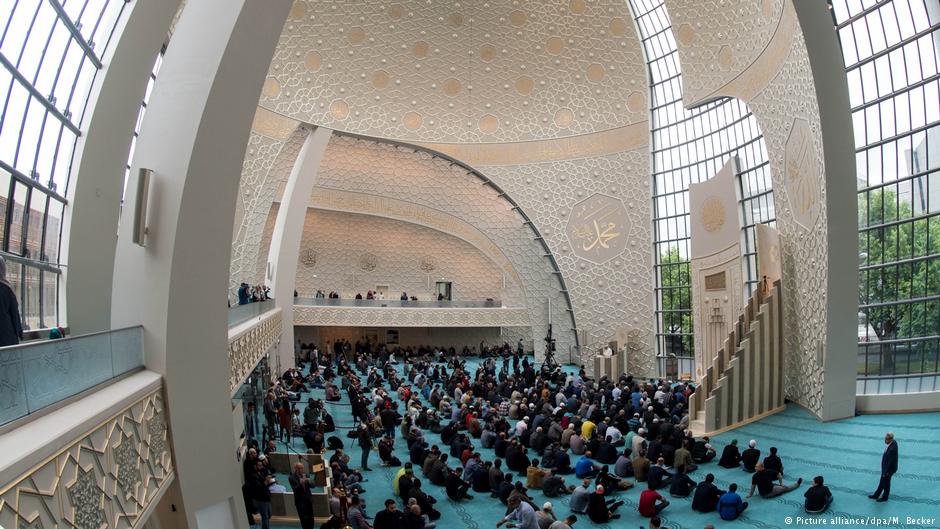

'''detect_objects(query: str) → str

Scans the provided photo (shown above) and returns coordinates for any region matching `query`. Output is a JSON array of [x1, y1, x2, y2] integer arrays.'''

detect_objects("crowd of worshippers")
[[242, 346, 833, 529], [297, 338, 533, 371], [312, 289, 424, 301], [234, 282, 271, 305]]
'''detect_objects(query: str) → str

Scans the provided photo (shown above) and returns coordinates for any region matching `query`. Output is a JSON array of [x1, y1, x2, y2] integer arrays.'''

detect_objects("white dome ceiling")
[[260, 0, 649, 143]]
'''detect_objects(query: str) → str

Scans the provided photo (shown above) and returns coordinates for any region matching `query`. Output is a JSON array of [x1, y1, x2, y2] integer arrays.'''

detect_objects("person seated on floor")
[[496, 496, 537, 529], [507, 481, 536, 509], [673, 439, 697, 473], [489, 459, 505, 494], [647, 457, 673, 490], [587, 485, 624, 523], [374, 499, 403, 529], [763, 446, 784, 475], [471, 460, 493, 493], [536, 502, 557, 529], [668, 465, 697, 497], [718, 483, 748, 520], [406, 502, 435, 529], [741, 440, 760, 473], [526, 458, 549, 490], [445, 466, 474, 501], [494, 474, 515, 504], [718, 439, 742, 468], [595, 465, 633, 492], [398, 468, 416, 502], [481, 425, 498, 448], [595, 438, 619, 465], [575, 451, 601, 479], [692, 435, 716, 463], [506, 441, 530, 476], [614, 448, 634, 477], [325, 384, 341, 402], [541, 471, 575, 497], [691, 473, 724, 513], [552, 446, 574, 475], [633, 449, 651, 482], [407, 479, 441, 521], [379, 436, 398, 466], [569, 479, 593, 514], [804, 475, 833, 514], [638, 481, 670, 517], [428, 454, 450, 487], [747, 462, 802, 499]]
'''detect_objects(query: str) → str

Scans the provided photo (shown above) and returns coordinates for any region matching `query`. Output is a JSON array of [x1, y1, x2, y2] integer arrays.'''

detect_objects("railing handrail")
[[857, 371, 940, 381], [0, 324, 142, 351], [293, 297, 505, 308], [228, 299, 277, 328], [0, 326, 146, 428]]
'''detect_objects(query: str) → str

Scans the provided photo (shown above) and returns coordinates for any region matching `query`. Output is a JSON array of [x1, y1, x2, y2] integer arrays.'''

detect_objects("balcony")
[[0, 326, 144, 427], [292, 297, 529, 327]]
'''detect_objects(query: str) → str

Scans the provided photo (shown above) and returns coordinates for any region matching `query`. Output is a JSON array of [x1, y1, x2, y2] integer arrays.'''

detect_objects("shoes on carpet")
[[796, 478, 803, 486], [868, 494, 878, 499]]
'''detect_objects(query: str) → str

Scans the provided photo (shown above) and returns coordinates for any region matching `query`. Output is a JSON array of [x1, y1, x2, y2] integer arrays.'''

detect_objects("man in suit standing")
[[289, 462, 315, 529], [869, 432, 898, 502]]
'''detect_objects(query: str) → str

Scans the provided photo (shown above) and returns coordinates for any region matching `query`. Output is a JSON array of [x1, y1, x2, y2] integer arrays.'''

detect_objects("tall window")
[[830, 0, 940, 377], [629, 0, 776, 362], [0, 0, 128, 330]]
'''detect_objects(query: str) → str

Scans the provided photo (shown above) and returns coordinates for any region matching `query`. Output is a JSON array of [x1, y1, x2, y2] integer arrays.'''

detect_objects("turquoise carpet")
[[264, 358, 940, 529]]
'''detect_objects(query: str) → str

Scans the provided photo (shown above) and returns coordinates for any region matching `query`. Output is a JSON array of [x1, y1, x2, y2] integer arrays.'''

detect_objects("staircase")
[[688, 279, 785, 435]]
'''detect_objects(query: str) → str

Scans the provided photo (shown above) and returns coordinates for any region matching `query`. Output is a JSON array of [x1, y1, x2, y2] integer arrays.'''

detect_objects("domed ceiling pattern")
[[261, 0, 648, 143]]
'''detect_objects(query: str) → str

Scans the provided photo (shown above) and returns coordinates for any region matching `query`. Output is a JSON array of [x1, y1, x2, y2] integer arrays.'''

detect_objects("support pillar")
[[266, 127, 332, 370], [793, 0, 859, 421], [110, 0, 291, 527]]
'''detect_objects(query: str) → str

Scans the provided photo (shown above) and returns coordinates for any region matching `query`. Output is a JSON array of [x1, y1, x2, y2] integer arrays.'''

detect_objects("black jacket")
[[882, 441, 899, 476], [587, 493, 612, 523], [691, 481, 723, 512], [375, 509, 405, 529], [289, 473, 313, 516], [741, 448, 760, 472], [718, 445, 741, 468], [0, 282, 22, 347], [669, 472, 697, 497]]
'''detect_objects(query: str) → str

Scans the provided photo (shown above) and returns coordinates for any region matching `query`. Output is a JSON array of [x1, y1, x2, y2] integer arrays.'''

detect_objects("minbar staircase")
[[689, 279, 785, 435]]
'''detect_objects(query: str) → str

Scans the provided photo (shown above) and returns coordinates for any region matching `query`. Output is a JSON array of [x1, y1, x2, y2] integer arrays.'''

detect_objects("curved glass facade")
[[628, 0, 776, 367], [830, 0, 940, 377], [0, 0, 128, 329]]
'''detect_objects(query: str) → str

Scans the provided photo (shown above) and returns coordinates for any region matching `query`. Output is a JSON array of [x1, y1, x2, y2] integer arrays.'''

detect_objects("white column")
[[60, 0, 181, 333], [110, 0, 291, 527], [793, 1, 859, 421], [266, 127, 332, 371]]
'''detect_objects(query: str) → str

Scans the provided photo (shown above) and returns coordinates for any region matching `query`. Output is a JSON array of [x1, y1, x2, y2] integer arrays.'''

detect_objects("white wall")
[[291, 209, 507, 301]]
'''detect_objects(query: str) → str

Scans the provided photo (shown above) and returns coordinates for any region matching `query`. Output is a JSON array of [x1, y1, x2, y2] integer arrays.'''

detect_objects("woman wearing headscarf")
[[0, 256, 23, 346]]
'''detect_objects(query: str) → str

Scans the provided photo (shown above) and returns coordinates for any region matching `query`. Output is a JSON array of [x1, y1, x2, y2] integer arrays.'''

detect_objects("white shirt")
[[606, 426, 622, 443]]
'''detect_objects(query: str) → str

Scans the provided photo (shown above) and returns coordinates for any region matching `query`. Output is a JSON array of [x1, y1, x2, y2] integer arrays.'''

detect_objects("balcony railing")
[[294, 297, 502, 308], [856, 373, 940, 395], [229, 298, 277, 327], [0, 326, 144, 427]]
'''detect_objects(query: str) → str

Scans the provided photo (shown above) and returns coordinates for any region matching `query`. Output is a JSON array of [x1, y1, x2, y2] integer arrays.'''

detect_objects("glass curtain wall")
[[628, 0, 776, 364], [830, 0, 940, 377], [0, 0, 128, 329]]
